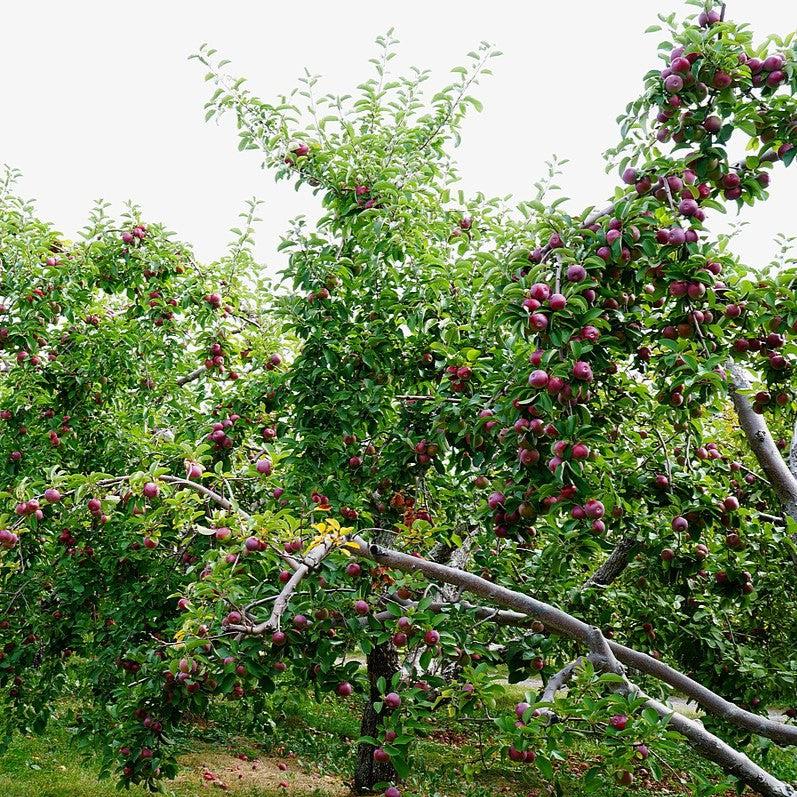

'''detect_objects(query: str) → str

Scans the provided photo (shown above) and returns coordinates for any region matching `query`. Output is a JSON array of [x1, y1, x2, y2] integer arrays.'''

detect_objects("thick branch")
[[728, 364, 797, 522], [585, 627, 796, 797], [582, 537, 638, 588], [790, 417, 797, 481], [374, 598, 534, 628], [541, 659, 581, 702], [354, 536, 797, 746]]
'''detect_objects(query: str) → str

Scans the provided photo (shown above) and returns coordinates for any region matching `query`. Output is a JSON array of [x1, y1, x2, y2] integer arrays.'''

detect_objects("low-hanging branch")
[[352, 535, 797, 748], [220, 528, 797, 794], [216, 517, 797, 748], [583, 626, 795, 797]]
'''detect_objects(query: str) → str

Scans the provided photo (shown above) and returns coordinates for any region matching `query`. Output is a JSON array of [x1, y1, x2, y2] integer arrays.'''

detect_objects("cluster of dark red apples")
[[120, 225, 147, 246], [146, 288, 178, 326], [445, 362, 474, 393], [203, 340, 237, 378], [728, 312, 794, 386], [206, 413, 242, 451], [449, 214, 473, 239], [203, 292, 235, 315]]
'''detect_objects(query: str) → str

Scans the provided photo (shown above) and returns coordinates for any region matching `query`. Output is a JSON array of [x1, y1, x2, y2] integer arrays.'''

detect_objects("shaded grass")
[[1, 686, 795, 797]]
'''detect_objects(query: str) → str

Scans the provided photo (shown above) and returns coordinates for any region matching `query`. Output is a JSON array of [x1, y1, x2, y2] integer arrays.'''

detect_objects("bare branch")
[[541, 659, 582, 703], [176, 366, 206, 387], [229, 535, 337, 634]]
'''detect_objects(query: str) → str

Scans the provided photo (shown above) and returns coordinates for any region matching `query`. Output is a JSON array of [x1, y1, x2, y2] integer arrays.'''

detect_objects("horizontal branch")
[[374, 598, 535, 628]]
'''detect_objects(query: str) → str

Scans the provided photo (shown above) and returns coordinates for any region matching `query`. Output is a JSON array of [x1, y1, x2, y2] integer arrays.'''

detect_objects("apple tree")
[[2, 4, 797, 797]]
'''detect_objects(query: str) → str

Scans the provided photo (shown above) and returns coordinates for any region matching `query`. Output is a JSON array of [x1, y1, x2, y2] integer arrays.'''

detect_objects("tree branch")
[[728, 364, 797, 518], [228, 535, 336, 634], [584, 626, 795, 797], [354, 536, 797, 747], [582, 537, 638, 588], [175, 366, 206, 387]]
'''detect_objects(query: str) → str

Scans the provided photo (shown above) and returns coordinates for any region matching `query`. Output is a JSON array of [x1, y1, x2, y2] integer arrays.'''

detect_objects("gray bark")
[[356, 536, 797, 747]]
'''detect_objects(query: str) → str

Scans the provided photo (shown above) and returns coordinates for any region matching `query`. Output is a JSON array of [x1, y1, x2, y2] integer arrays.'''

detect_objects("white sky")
[[2, 1, 795, 275]]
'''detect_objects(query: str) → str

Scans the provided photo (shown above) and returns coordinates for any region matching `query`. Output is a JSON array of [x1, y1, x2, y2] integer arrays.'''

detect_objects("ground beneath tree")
[[175, 745, 348, 795]]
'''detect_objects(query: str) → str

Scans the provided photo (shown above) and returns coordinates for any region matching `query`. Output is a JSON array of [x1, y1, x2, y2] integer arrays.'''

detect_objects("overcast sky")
[[2, 1, 794, 275]]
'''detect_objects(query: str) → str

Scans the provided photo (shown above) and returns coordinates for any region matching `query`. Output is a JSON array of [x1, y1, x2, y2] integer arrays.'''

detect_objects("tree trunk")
[[354, 640, 399, 793]]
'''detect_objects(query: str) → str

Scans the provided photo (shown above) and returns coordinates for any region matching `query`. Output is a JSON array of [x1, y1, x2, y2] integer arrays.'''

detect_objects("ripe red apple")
[[44, 488, 62, 503], [529, 313, 548, 331], [424, 629, 440, 646], [346, 562, 362, 577], [529, 369, 549, 389], [671, 516, 688, 532], [572, 361, 593, 381], [384, 691, 401, 709], [610, 714, 628, 730], [723, 496, 740, 511], [142, 482, 160, 499], [584, 499, 604, 519], [337, 682, 353, 697], [571, 443, 589, 460], [567, 264, 587, 282], [354, 600, 370, 616], [487, 491, 505, 510]]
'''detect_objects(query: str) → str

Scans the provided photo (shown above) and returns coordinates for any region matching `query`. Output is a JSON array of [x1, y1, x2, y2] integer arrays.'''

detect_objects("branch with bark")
[[728, 364, 797, 523], [582, 537, 638, 588], [227, 534, 336, 634], [583, 626, 795, 797], [175, 366, 206, 386], [354, 535, 797, 748]]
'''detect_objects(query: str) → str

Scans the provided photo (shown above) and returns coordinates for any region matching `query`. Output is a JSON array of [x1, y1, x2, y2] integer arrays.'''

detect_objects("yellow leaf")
[[343, 540, 362, 550]]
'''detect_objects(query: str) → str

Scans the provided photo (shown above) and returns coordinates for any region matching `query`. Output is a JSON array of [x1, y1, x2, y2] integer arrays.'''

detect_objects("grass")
[[1, 685, 795, 797]]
